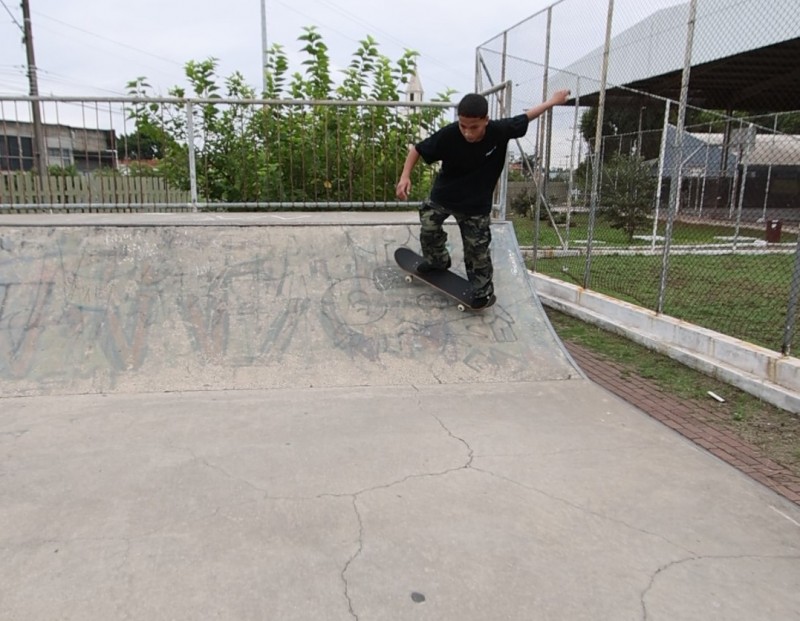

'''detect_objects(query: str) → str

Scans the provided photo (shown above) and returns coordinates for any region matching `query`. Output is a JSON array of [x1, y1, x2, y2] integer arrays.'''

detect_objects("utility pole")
[[21, 0, 46, 178]]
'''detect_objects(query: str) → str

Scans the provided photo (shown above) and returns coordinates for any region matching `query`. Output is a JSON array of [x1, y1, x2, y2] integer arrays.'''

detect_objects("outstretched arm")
[[524, 89, 571, 122], [395, 145, 421, 200]]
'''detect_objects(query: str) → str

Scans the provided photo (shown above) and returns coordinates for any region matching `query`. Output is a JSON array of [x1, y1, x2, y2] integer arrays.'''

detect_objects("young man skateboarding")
[[395, 89, 571, 308]]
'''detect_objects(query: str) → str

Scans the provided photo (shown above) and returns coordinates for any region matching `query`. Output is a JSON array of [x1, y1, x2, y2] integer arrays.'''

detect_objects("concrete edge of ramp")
[[0, 211, 422, 227]]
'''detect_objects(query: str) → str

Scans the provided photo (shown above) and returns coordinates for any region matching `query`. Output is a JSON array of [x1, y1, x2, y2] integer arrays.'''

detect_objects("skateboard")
[[394, 247, 496, 312]]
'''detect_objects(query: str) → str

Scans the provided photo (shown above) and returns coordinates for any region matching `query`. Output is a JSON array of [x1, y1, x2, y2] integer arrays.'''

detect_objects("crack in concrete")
[[333, 406, 476, 620], [162, 407, 475, 621], [431, 413, 475, 467], [639, 554, 800, 620], [421, 412, 689, 557], [341, 496, 364, 621], [470, 465, 697, 556]]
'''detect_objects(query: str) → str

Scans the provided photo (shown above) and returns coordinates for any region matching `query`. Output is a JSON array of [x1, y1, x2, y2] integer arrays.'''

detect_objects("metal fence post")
[[496, 81, 513, 220], [565, 77, 581, 251], [539, 7, 553, 211], [651, 100, 671, 252], [584, 0, 615, 290], [783, 235, 800, 356], [762, 113, 779, 222], [732, 123, 755, 253], [186, 101, 198, 212], [698, 120, 713, 217], [657, 0, 697, 315]]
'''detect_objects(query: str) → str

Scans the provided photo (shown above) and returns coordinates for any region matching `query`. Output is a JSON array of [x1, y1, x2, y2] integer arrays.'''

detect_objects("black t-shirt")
[[415, 114, 529, 215]]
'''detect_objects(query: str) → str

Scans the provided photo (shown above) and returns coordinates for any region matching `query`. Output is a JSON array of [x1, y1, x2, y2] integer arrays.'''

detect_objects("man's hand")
[[396, 146, 420, 199], [396, 177, 412, 200], [549, 89, 571, 106], [525, 89, 572, 121]]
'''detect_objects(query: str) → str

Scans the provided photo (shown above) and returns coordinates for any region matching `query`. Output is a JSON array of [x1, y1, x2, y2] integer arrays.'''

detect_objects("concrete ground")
[[1, 213, 798, 620]]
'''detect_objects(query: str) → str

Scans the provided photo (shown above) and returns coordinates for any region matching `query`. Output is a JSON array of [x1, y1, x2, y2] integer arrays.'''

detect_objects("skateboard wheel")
[[457, 303, 466, 312], [404, 275, 413, 283]]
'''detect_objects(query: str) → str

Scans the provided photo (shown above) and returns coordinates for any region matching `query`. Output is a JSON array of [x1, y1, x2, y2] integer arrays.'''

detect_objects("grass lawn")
[[508, 213, 799, 353], [508, 212, 789, 247]]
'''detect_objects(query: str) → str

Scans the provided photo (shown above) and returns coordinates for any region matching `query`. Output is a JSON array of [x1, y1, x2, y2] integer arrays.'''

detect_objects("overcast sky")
[[0, 0, 687, 101], [1, 0, 691, 168]]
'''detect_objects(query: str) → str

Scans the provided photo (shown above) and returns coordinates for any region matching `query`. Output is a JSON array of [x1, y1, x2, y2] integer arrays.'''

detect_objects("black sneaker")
[[471, 294, 496, 310], [416, 257, 452, 274]]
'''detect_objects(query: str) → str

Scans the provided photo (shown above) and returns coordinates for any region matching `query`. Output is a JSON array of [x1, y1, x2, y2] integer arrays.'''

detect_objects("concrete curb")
[[531, 272, 800, 415]]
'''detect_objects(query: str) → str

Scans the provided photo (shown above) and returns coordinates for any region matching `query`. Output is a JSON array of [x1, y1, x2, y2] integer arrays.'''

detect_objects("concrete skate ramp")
[[0, 213, 579, 397]]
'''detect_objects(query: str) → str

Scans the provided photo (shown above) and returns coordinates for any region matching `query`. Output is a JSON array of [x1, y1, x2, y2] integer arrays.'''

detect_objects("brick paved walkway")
[[564, 342, 800, 507]]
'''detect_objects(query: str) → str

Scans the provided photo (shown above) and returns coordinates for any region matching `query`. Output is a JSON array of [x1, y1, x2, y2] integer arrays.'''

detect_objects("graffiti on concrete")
[[0, 225, 558, 395]]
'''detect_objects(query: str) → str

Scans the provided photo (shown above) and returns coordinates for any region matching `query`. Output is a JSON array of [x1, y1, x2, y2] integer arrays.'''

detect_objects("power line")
[[4, 2, 471, 99], [35, 68, 132, 96], [1, 7, 185, 96], [312, 0, 413, 50], [270, 0, 470, 92], [34, 11, 184, 68], [310, 0, 471, 84], [0, 0, 22, 31], [23, 14, 188, 95]]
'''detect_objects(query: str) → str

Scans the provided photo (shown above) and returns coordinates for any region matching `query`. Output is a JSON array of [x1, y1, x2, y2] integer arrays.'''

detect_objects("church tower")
[[406, 71, 424, 103]]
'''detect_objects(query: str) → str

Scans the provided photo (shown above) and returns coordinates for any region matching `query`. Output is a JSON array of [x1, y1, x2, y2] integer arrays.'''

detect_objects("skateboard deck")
[[394, 247, 495, 312]]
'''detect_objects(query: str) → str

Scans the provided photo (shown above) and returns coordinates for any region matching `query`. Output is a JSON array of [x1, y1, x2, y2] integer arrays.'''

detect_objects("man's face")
[[458, 115, 489, 143]]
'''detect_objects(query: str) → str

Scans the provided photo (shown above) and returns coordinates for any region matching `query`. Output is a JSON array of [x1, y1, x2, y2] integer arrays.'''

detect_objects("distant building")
[[653, 125, 800, 211], [0, 120, 116, 173]]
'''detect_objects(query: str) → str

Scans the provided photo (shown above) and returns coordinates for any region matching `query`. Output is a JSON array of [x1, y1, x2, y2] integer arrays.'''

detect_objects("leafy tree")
[[599, 154, 657, 242], [118, 125, 164, 160], [509, 189, 536, 216], [123, 76, 181, 180], [580, 105, 664, 162], [125, 27, 453, 206], [47, 164, 78, 177], [773, 112, 800, 134], [686, 109, 800, 135]]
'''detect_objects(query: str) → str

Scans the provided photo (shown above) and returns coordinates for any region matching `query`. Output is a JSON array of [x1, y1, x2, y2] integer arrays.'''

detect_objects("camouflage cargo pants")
[[419, 200, 494, 298]]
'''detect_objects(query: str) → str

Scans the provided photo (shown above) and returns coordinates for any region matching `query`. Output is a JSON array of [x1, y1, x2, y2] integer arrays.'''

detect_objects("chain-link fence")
[[478, 0, 800, 356]]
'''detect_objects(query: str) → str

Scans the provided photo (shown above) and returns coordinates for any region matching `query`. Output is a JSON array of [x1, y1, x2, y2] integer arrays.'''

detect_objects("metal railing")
[[0, 95, 457, 212]]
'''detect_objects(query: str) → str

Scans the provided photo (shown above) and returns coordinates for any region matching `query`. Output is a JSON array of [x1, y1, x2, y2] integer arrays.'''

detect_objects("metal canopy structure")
[[552, 0, 800, 111], [573, 38, 800, 111]]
